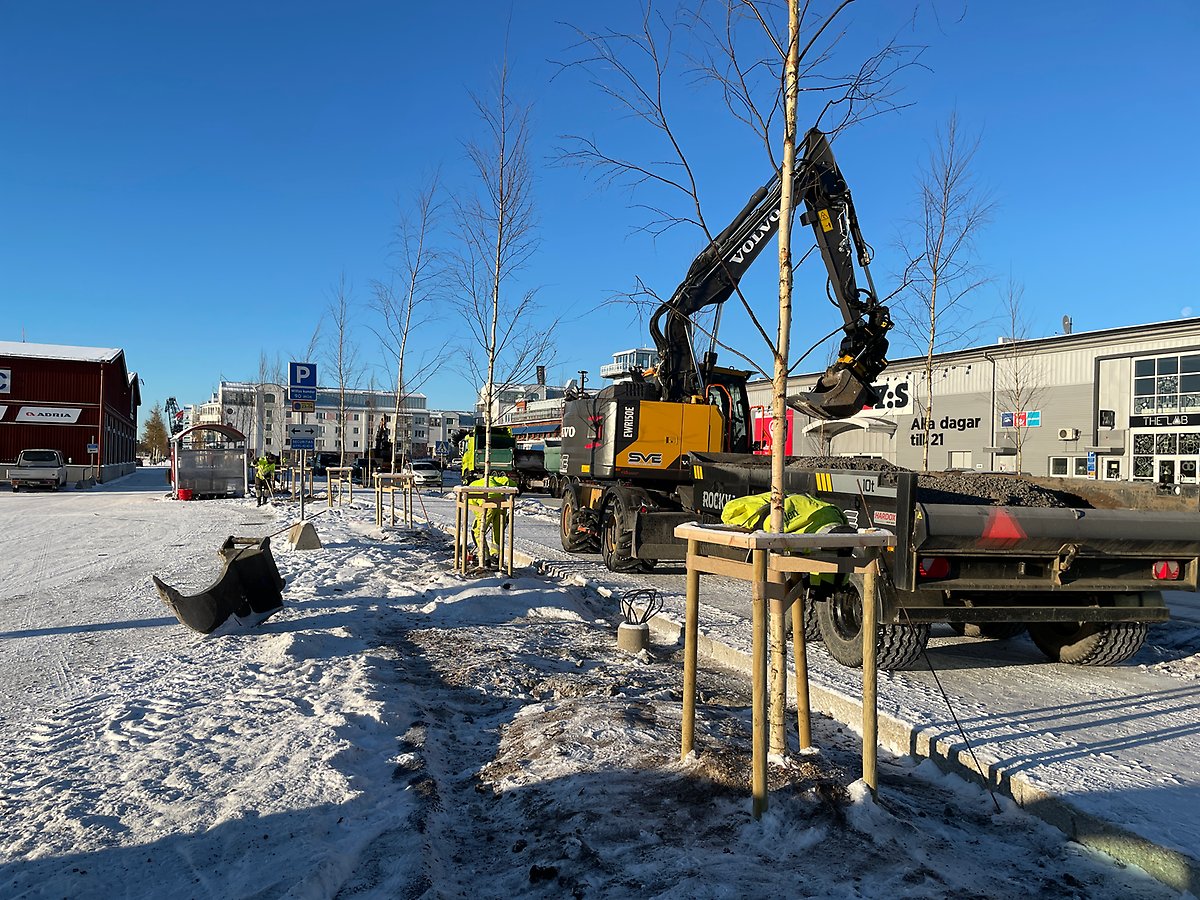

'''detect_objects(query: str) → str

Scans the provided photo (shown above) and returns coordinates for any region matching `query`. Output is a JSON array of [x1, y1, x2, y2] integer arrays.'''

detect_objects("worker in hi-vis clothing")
[[255, 455, 276, 507], [468, 471, 514, 566]]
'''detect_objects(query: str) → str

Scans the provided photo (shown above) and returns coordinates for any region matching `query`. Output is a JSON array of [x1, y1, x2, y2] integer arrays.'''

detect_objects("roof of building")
[[749, 315, 1200, 388], [0, 340, 123, 363]]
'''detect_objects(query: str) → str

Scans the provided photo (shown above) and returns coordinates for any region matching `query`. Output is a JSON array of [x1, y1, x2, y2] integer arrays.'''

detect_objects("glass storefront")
[[1131, 353, 1200, 482]]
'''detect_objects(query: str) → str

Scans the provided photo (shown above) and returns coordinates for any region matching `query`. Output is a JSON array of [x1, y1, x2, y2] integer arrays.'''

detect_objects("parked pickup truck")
[[9, 449, 68, 491]]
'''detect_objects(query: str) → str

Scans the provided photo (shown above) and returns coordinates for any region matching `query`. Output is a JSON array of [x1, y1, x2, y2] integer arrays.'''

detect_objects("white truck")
[[9, 449, 68, 491]]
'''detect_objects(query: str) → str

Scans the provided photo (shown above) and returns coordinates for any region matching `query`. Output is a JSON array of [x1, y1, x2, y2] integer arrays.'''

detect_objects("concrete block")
[[287, 521, 322, 550]]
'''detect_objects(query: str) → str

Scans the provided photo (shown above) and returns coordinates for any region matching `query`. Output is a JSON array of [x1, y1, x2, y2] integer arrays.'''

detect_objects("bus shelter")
[[171, 424, 249, 499]]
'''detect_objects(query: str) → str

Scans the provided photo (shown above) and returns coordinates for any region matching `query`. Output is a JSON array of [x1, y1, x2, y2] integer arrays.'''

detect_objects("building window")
[[353, 413, 359, 420], [265, 437, 272, 446], [1133, 353, 1200, 414], [353, 441, 359, 448], [353, 427, 359, 434], [1074, 457, 1090, 476], [1050, 457, 1068, 476], [265, 393, 275, 403]]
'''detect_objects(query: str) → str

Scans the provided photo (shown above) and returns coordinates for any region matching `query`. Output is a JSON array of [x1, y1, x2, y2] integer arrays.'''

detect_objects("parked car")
[[405, 459, 444, 487], [310, 453, 361, 478], [9, 449, 68, 491]]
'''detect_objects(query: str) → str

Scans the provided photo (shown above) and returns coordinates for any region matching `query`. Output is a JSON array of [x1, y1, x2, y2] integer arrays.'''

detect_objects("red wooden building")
[[0, 341, 141, 476]]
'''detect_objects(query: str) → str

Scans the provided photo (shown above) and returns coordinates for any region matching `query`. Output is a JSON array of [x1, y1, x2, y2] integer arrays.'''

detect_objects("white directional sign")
[[288, 423, 317, 450]]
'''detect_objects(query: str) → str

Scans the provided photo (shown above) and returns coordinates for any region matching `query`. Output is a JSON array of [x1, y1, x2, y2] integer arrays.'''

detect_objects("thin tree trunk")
[[768, 0, 801, 758]]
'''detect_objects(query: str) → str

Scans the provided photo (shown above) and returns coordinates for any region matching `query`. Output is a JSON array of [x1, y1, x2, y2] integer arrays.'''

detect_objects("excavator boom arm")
[[649, 128, 890, 418]]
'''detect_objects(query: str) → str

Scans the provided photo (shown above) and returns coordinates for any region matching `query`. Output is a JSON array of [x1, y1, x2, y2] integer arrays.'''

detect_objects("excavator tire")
[[1028, 621, 1148, 666], [600, 489, 655, 573], [816, 575, 929, 670], [560, 485, 598, 553]]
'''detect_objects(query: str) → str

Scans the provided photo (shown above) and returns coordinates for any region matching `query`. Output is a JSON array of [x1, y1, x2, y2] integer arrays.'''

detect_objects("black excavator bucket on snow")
[[153, 536, 285, 634], [787, 364, 881, 421]]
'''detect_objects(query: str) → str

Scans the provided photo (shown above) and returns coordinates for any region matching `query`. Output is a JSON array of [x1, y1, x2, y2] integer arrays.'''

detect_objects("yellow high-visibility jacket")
[[721, 491, 846, 534]]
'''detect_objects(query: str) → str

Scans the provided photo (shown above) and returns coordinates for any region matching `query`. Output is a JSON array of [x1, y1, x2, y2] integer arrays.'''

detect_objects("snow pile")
[[0, 484, 1183, 898]]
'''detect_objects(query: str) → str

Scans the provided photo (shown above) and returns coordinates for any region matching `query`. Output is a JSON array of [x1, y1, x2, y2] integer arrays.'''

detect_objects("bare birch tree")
[[995, 274, 1045, 472], [560, 0, 919, 756], [560, 1, 917, 475], [452, 58, 559, 486], [896, 111, 995, 470], [268, 353, 287, 456], [374, 175, 448, 473], [325, 273, 362, 467]]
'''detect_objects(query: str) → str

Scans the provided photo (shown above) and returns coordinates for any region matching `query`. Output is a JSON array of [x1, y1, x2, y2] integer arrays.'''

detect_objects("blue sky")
[[2, 2, 1197, 418]]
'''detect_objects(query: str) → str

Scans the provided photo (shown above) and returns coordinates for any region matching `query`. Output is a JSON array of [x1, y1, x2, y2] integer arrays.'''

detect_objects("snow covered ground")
[[0, 468, 1191, 897]]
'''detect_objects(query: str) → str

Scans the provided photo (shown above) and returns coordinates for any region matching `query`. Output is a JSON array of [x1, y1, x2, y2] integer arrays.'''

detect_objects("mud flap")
[[153, 536, 286, 634]]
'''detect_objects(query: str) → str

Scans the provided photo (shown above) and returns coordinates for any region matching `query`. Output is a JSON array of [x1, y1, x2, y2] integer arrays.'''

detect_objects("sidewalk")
[[520, 545, 1200, 895]]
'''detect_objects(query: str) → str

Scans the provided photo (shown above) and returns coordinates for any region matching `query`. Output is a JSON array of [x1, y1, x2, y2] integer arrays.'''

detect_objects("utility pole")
[[578, 370, 588, 395]]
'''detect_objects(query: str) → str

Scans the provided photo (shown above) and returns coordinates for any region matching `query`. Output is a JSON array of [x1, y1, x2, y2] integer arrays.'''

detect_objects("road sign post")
[[289, 363, 318, 519]]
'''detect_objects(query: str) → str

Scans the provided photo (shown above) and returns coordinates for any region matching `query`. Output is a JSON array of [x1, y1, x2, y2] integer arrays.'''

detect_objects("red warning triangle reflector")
[[982, 509, 1027, 542]]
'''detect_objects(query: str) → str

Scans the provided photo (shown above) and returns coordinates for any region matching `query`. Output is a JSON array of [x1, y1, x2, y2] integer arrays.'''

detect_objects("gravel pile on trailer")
[[788, 456, 1090, 508]]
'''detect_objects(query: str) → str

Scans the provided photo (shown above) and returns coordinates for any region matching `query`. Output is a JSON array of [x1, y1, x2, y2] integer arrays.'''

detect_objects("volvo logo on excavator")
[[727, 209, 780, 266]]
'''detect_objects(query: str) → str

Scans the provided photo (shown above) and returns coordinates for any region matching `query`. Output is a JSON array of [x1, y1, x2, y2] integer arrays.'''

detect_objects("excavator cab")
[[705, 368, 752, 453]]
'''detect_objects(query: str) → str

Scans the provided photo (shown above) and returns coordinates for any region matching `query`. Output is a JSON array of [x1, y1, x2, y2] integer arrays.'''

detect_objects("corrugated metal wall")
[[0, 356, 118, 464], [743, 319, 1200, 477]]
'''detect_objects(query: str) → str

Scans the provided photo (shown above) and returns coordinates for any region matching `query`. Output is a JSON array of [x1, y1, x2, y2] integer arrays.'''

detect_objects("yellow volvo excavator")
[[558, 128, 892, 571]]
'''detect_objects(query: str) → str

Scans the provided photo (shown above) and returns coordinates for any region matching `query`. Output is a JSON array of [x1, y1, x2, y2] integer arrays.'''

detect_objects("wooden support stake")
[[751, 548, 769, 818], [769, 591, 788, 757], [506, 497, 515, 576], [862, 563, 878, 794], [681, 539, 700, 761], [791, 590, 812, 749]]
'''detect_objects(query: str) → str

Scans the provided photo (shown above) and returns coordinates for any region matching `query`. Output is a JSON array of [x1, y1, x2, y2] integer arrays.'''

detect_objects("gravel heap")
[[788, 456, 1091, 508]]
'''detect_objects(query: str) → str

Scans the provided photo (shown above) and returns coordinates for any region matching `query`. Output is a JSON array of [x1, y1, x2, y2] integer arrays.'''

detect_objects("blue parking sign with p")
[[290, 362, 316, 388], [289, 361, 317, 401]]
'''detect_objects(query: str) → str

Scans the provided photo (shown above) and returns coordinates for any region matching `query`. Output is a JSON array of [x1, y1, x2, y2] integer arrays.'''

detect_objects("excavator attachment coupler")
[[787, 366, 880, 421], [153, 536, 285, 634]]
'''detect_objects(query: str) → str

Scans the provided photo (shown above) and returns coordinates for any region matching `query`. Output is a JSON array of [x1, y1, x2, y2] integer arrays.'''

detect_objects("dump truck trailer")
[[572, 452, 1200, 669]]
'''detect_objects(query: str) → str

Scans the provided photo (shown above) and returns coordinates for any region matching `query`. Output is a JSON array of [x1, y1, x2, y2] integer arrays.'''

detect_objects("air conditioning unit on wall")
[[1058, 427, 1080, 441]]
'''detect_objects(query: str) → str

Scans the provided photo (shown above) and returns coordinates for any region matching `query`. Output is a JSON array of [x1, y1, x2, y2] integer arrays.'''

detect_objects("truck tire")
[[816, 575, 929, 670], [600, 490, 655, 573], [785, 579, 822, 643], [1028, 621, 1148, 666], [950, 622, 1027, 640], [560, 486, 598, 553]]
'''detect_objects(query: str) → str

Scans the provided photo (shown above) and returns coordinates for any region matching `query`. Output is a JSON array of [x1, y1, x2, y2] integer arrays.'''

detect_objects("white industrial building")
[[748, 317, 1200, 484]]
